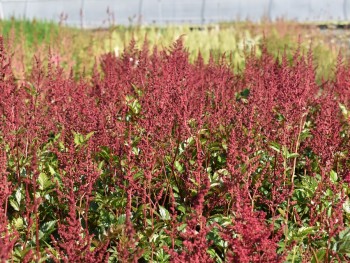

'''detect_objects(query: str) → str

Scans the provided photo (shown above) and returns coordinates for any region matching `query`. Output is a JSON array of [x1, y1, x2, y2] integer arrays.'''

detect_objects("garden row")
[[0, 36, 350, 262]]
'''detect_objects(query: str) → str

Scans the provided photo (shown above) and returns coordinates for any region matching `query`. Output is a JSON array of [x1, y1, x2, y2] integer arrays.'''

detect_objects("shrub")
[[0, 35, 349, 262]]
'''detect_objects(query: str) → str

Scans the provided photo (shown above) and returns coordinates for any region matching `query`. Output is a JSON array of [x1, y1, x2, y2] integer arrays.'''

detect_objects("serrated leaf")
[[117, 214, 126, 224], [85, 131, 94, 141], [177, 205, 186, 214], [39, 220, 57, 240], [287, 152, 299, 159], [177, 223, 187, 232], [311, 249, 326, 263], [334, 227, 350, 254], [330, 170, 338, 183], [338, 240, 350, 254], [339, 227, 350, 239], [297, 226, 317, 236], [174, 161, 184, 173], [38, 172, 51, 190], [48, 165, 56, 176], [159, 206, 171, 221], [343, 199, 350, 214], [9, 199, 20, 211], [15, 188, 22, 205], [13, 217, 24, 230], [269, 142, 280, 153]]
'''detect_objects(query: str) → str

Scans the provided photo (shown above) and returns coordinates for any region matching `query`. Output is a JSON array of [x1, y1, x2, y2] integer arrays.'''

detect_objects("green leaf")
[[222, 141, 228, 151], [269, 142, 281, 153], [39, 220, 57, 240], [132, 147, 140, 156], [330, 170, 338, 183], [131, 99, 141, 114], [73, 131, 94, 146], [300, 128, 312, 141], [13, 217, 24, 230], [177, 223, 187, 232], [125, 95, 141, 115], [287, 152, 299, 159], [207, 248, 223, 263], [15, 188, 22, 205], [278, 208, 285, 217], [172, 185, 179, 193], [177, 205, 186, 214], [73, 131, 83, 146], [339, 103, 350, 119], [9, 199, 20, 211], [159, 206, 171, 221], [334, 227, 350, 254], [343, 199, 350, 214], [48, 165, 57, 176], [85, 131, 94, 141], [13, 246, 32, 262], [117, 214, 126, 225], [174, 161, 184, 173], [297, 226, 318, 237], [38, 172, 51, 190], [337, 239, 350, 254], [311, 249, 326, 263]]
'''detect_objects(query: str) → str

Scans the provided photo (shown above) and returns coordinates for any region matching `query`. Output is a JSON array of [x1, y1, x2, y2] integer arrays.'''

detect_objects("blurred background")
[[0, 0, 349, 28], [1, 0, 349, 83]]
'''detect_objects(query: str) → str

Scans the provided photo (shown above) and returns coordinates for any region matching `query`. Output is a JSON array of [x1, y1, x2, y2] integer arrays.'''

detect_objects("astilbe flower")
[[333, 54, 350, 107], [225, 128, 280, 262], [0, 36, 26, 155], [54, 142, 100, 205], [221, 186, 279, 263], [304, 168, 346, 260], [237, 48, 322, 243], [0, 151, 17, 261], [49, 140, 110, 261], [4, 31, 350, 261], [51, 194, 108, 263], [96, 38, 244, 261], [166, 216, 213, 263], [244, 46, 317, 149], [310, 82, 343, 172]]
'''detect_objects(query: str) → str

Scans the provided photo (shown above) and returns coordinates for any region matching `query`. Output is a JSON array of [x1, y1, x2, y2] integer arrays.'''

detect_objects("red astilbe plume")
[[243, 46, 317, 149], [224, 120, 281, 262], [50, 193, 108, 263], [333, 54, 350, 107], [137, 38, 194, 143], [305, 169, 346, 260], [0, 36, 26, 155], [331, 56, 350, 179], [48, 134, 110, 261], [166, 216, 213, 263], [54, 142, 101, 206], [220, 186, 279, 263], [238, 47, 321, 236], [309, 82, 343, 172], [0, 151, 17, 261]]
